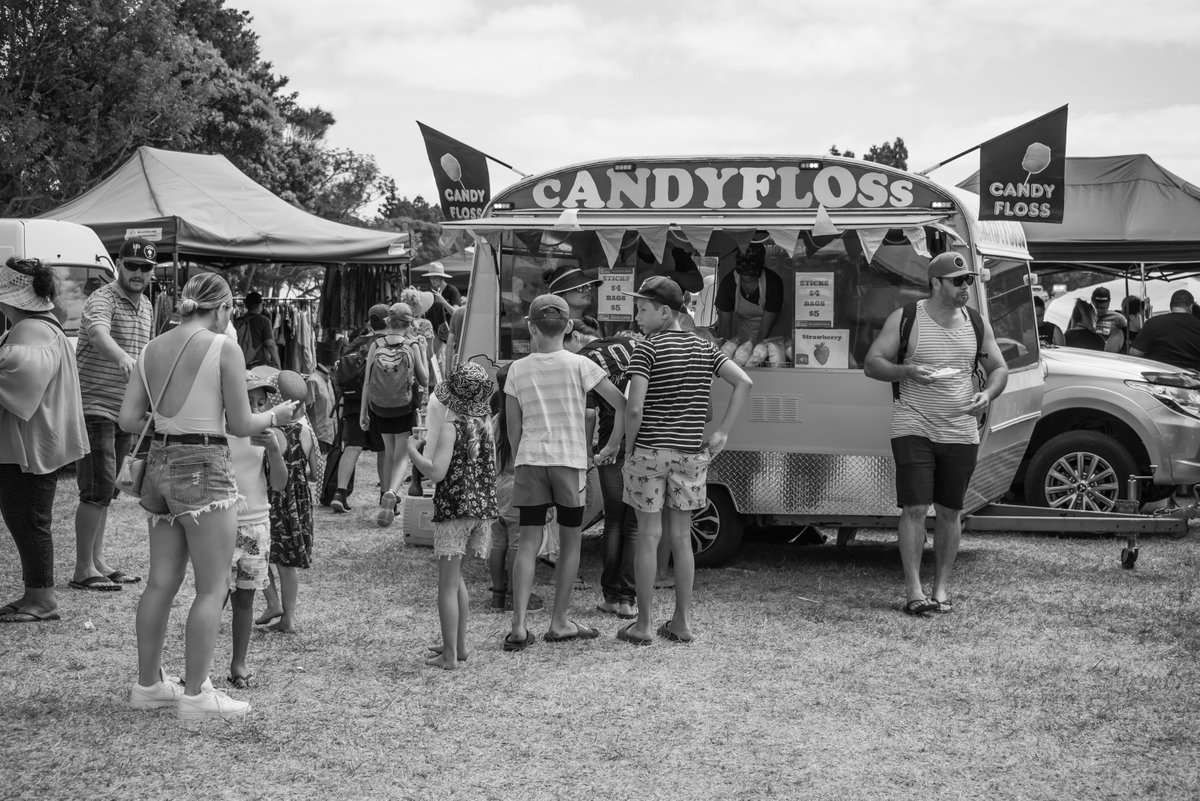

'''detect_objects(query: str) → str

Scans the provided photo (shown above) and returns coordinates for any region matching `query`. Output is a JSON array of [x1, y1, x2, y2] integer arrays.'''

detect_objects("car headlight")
[[1127, 380, 1200, 420]]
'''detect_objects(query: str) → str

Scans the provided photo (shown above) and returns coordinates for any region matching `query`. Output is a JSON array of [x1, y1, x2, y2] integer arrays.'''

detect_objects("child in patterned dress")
[[407, 362, 498, 669], [252, 366, 319, 634]]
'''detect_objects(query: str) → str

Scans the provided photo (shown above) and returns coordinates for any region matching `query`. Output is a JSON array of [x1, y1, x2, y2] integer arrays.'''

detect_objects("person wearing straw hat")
[[423, 262, 461, 353], [0, 257, 89, 623], [545, 265, 603, 320]]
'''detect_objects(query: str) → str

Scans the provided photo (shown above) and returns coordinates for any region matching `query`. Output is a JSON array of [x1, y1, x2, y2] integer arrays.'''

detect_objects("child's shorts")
[[231, 521, 271, 590], [434, 517, 494, 559], [512, 465, 587, 508], [622, 445, 711, 513]]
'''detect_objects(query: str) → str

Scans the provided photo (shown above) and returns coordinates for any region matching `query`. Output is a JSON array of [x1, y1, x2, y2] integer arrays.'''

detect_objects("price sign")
[[598, 270, 635, 321], [794, 271, 834, 328]]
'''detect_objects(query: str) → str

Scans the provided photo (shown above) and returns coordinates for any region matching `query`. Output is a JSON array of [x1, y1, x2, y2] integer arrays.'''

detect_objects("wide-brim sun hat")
[[547, 267, 602, 295], [0, 259, 54, 312], [423, 262, 450, 279], [434, 361, 493, 418]]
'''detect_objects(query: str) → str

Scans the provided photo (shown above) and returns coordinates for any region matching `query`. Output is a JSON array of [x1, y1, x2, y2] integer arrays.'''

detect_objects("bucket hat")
[[434, 361, 494, 418]]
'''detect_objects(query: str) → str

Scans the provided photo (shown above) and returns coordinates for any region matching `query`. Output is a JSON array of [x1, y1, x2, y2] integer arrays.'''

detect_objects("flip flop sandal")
[[106, 570, 141, 584], [616, 623, 653, 646], [503, 631, 537, 652], [931, 598, 955, 613], [68, 576, 121, 592], [544, 621, 600, 643], [902, 598, 938, 616], [656, 622, 693, 643]]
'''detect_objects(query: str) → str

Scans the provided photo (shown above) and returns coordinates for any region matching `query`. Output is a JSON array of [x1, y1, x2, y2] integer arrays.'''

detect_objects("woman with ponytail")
[[120, 273, 300, 723], [0, 258, 88, 624]]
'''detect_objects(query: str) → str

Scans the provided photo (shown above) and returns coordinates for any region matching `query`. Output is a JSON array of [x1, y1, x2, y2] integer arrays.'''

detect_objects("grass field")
[[2, 461, 1199, 801]]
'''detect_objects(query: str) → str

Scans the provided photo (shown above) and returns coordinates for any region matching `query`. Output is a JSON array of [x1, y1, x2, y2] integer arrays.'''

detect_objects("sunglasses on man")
[[938, 274, 976, 287], [122, 262, 154, 273]]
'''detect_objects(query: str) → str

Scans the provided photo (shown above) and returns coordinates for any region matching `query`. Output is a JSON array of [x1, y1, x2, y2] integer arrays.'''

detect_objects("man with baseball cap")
[[70, 237, 155, 591], [865, 251, 1008, 617], [1090, 285, 1128, 353]]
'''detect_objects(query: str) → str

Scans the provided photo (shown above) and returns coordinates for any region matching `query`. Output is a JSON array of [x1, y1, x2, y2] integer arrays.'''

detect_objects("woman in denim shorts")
[[120, 274, 300, 723]]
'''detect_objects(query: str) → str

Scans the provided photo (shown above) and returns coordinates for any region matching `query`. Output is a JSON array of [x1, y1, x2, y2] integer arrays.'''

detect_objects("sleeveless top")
[[144, 334, 226, 435], [891, 301, 980, 445], [432, 416, 499, 523]]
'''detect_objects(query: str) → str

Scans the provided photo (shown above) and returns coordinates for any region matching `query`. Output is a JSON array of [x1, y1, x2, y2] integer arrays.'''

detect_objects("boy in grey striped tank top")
[[865, 253, 1008, 617]]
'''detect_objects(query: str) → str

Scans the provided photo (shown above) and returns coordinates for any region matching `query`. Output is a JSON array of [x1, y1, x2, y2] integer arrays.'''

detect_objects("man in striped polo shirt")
[[70, 237, 154, 591], [864, 252, 1008, 617], [618, 276, 752, 646]]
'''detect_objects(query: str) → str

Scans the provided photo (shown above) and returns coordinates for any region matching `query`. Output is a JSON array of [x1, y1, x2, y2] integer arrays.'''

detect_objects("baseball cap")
[[927, 252, 974, 281], [624, 275, 685, 311], [245, 291, 263, 306], [527, 293, 570, 321], [1091, 286, 1111, 302], [119, 237, 158, 265], [245, 368, 275, 393], [368, 303, 390, 324]]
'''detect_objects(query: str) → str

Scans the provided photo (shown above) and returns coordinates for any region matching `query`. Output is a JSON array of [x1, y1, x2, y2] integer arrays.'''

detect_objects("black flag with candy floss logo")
[[979, 105, 1068, 224], [417, 122, 490, 221]]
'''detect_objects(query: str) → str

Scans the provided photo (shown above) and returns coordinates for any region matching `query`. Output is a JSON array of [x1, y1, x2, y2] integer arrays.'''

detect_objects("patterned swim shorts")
[[621, 445, 711, 513]]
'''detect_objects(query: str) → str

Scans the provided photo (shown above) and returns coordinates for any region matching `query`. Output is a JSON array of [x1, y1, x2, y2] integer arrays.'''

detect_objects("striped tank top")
[[891, 301, 980, 445]]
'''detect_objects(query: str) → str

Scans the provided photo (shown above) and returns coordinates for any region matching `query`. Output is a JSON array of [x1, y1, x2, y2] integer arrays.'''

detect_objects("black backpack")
[[333, 332, 379, 401], [892, 301, 984, 401]]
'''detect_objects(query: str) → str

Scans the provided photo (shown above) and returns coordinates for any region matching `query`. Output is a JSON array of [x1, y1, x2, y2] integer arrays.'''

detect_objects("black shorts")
[[891, 435, 979, 510], [342, 413, 383, 452], [371, 409, 417, 435]]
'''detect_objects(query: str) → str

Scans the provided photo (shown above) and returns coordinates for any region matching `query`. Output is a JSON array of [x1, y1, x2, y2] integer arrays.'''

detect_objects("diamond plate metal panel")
[[710, 442, 1025, 518]]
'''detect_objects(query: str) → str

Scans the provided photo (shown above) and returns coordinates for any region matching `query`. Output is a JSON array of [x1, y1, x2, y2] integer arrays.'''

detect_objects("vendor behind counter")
[[715, 243, 785, 344]]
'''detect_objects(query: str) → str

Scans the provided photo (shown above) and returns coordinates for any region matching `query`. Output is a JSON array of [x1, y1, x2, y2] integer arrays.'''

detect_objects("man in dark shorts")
[[330, 304, 387, 512], [864, 252, 1008, 616]]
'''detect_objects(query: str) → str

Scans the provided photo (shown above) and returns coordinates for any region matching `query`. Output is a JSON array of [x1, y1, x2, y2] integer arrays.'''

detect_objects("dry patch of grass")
[[2, 465, 1199, 800]]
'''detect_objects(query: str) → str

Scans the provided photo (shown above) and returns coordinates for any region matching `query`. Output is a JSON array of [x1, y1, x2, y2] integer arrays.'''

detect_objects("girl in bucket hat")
[[407, 361, 498, 669]]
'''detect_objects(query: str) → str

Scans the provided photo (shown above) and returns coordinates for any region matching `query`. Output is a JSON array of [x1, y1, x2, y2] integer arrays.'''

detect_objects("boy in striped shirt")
[[618, 277, 752, 645]]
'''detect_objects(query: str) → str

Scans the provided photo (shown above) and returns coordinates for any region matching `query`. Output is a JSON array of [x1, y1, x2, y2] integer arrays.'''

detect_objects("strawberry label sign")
[[793, 329, 849, 369]]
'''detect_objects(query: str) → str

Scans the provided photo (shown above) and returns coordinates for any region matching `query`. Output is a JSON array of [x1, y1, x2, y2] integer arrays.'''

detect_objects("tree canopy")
[[828, 137, 909, 170], [0, 0, 390, 225]]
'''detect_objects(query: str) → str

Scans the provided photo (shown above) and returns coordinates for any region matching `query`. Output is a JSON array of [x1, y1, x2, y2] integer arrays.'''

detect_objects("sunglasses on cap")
[[122, 262, 154, 273], [938, 274, 976, 287]]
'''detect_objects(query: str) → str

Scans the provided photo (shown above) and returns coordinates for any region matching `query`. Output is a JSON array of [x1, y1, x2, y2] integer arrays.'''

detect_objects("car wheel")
[[691, 485, 743, 567], [1023, 430, 1138, 512]]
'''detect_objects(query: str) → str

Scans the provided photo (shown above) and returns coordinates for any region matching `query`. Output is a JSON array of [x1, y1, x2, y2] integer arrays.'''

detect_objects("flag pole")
[[480, 153, 530, 179], [916, 104, 1069, 177]]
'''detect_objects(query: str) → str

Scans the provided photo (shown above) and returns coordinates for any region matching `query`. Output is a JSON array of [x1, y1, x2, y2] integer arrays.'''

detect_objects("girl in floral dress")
[[407, 362, 498, 669]]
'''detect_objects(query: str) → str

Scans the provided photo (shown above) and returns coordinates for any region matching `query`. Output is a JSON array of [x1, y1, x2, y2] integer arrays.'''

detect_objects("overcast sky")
[[230, 0, 1200, 203]]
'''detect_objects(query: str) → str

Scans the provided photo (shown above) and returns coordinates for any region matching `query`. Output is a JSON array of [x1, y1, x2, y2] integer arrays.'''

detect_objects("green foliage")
[[829, 138, 909, 170], [377, 178, 446, 265], [0, 0, 388, 227]]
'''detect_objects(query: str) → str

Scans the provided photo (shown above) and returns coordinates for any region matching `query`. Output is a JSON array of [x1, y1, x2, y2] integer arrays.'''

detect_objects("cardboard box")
[[402, 495, 436, 547]]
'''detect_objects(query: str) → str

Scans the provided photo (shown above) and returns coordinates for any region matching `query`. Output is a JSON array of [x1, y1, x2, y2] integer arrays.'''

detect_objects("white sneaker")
[[130, 670, 212, 709], [377, 491, 397, 527], [176, 687, 251, 722]]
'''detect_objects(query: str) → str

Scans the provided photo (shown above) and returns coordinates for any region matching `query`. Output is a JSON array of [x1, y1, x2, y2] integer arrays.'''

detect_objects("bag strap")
[[133, 328, 206, 451], [891, 301, 918, 401]]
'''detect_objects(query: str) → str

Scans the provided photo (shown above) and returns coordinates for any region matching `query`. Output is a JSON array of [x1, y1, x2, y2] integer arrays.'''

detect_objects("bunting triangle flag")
[[723, 229, 755, 254], [765, 228, 801, 257], [595, 229, 625, 267], [637, 226, 670, 264], [812, 205, 840, 238], [856, 229, 887, 264], [677, 225, 714, 255], [514, 230, 543, 256], [903, 227, 931, 258]]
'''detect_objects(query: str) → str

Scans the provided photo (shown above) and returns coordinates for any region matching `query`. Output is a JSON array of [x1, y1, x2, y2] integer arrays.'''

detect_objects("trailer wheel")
[[692, 485, 743, 568], [1023, 431, 1137, 513]]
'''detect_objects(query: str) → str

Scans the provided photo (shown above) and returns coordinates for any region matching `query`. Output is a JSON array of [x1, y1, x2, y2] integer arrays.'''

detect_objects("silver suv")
[[1017, 346, 1200, 511]]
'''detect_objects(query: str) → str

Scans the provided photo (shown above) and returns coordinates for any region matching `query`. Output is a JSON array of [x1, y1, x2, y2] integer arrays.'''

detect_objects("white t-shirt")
[[505, 350, 605, 469]]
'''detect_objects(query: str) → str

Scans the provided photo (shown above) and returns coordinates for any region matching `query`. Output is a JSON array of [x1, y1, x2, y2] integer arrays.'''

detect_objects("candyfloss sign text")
[[528, 165, 921, 211]]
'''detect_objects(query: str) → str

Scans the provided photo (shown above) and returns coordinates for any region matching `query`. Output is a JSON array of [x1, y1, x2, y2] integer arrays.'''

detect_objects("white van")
[[448, 156, 1046, 564], [0, 219, 115, 344]]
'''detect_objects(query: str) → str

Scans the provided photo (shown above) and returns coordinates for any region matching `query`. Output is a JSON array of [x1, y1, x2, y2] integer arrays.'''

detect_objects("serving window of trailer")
[[983, 256, 1039, 370], [495, 225, 957, 368]]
